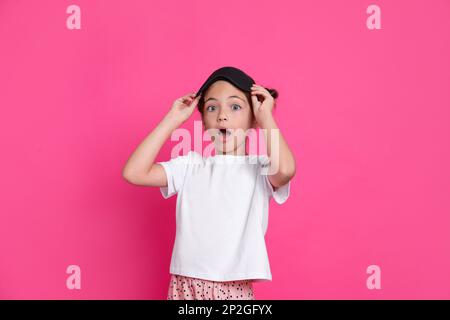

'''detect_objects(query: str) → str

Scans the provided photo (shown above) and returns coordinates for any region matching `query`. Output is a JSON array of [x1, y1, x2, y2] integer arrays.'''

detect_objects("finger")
[[178, 96, 189, 103], [251, 85, 270, 94], [251, 84, 266, 90], [181, 92, 196, 100], [251, 88, 267, 93], [251, 95, 260, 110], [251, 89, 271, 99], [181, 96, 192, 103], [251, 86, 271, 94], [188, 94, 201, 108], [185, 92, 198, 100], [183, 93, 200, 103]]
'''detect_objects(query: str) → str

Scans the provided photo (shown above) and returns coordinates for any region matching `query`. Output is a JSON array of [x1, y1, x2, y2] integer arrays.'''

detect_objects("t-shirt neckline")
[[203, 153, 264, 164]]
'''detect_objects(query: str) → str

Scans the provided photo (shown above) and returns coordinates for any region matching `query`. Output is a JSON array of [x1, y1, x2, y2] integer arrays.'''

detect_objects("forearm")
[[260, 115, 296, 186], [122, 113, 180, 178]]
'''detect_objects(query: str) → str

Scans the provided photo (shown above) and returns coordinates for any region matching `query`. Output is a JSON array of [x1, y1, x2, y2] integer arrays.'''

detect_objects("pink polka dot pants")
[[167, 274, 255, 300]]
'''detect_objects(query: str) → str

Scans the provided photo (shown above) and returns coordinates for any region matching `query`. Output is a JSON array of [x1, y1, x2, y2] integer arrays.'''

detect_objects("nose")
[[217, 109, 228, 122]]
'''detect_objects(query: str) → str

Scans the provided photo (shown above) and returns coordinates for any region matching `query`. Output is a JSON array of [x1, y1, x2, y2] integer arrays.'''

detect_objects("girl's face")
[[202, 80, 256, 155]]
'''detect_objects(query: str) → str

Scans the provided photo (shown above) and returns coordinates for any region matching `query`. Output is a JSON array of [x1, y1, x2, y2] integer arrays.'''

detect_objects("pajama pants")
[[167, 274, 255, 300]]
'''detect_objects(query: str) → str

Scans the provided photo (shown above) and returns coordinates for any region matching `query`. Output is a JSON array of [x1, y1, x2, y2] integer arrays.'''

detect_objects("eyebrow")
[[204, 95, 246, 103]]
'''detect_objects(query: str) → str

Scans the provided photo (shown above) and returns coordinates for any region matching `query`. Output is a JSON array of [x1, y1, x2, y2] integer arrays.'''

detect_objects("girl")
[[122, 66, 296, 300]]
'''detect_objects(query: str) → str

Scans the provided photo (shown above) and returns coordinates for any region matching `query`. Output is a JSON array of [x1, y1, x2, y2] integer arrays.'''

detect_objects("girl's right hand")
[[166, 92, 201, 126]]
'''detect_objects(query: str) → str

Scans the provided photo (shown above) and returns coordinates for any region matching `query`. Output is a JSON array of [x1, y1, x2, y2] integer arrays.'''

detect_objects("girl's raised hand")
[[167, 92, 201, 126], [251, 84, 275, 126]]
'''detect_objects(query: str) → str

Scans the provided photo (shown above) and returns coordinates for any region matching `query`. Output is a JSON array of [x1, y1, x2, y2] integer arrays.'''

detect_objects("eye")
[[206, 105, 216, 112], [231, 104, 241, 111]]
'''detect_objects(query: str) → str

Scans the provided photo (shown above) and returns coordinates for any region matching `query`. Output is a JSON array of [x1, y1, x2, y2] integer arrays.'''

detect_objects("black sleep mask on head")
[[195, 66, 255, 98]]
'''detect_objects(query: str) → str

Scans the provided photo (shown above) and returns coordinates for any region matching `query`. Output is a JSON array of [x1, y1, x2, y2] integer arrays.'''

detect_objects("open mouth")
[[218, 128, 231, 136], [216, 128, 232, 143]]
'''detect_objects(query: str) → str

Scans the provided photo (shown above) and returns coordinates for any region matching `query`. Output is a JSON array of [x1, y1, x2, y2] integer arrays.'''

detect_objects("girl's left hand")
[[251, 84, 275, 126]]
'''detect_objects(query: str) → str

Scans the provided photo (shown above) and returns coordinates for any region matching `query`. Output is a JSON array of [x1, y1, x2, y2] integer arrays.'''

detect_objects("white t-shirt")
[[157, 150, 290, 282]]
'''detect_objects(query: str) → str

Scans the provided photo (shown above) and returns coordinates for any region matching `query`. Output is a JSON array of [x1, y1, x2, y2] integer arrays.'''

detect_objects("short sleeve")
[[157, 151, 192, 199], [264, 175, 291, 204], [259, 155, 291, 204]]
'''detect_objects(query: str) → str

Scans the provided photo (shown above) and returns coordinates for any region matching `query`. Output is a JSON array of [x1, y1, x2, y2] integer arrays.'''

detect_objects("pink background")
[[1, 0, 449, 299]]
